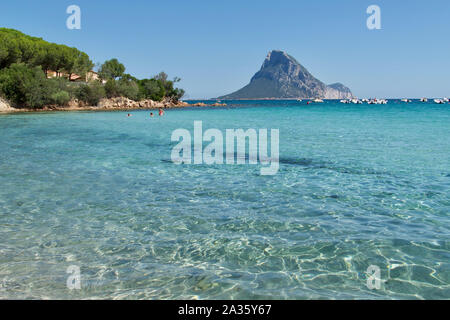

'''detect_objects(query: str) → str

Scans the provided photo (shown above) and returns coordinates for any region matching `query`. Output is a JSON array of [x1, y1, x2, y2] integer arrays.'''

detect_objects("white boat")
[[420, 98, 428, 102], [368, 99, 388, 105], [401, 99, 412, 103], [434, 99, 444, 104], [444, 98, 449, 103], [312, 98, 324, 103]]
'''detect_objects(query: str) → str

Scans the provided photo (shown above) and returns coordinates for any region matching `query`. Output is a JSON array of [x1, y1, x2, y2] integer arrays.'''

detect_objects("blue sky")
[[1, 0, 449, 98]]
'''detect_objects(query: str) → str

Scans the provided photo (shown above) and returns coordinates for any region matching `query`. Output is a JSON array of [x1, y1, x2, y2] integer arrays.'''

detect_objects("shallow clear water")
[[0, 100, 449, 299]]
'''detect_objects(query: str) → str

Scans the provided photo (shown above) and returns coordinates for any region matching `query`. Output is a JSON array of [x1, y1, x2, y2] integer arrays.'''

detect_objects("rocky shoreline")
[[0, 97, 15, 112], [0, 97, 227, 113]]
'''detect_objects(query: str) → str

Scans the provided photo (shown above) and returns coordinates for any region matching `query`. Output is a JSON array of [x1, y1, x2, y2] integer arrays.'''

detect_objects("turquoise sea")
[[0, 100, 449, 299]]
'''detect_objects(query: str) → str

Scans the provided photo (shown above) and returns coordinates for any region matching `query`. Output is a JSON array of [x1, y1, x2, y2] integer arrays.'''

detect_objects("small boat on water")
[[312, 98, 324, 103], [434, 99, 445, 104], [368, 99, 388, 105], [420, 98, 428, 102], [444, 98, 449, 103], [340, 99, 350, 104], [401, 99, 412, 103]]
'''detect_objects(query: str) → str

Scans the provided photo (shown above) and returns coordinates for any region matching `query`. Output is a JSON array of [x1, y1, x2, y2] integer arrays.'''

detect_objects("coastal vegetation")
[[0, 28, 184, 109]]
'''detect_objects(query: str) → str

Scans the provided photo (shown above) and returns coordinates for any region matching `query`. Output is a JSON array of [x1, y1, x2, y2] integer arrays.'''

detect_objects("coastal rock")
[[37, 97, 192, 112], [185, 102, 227, 107], [67, 99, 81, 108], [176, 101, 190, 107], [219, 50, 354, 99], [96, 97, 187, 110], [98, 97, 136, 109], [0, 97, 14, 112]]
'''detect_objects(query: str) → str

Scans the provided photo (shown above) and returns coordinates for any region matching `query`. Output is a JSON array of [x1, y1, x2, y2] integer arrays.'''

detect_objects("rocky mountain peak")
[[219, 50, 353, 100]]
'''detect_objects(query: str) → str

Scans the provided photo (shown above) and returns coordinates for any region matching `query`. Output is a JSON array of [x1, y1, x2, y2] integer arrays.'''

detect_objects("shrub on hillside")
[[0, 63, 51, 108], [137, 78, 166, 102], [75, 82, 105, 106], [50, 90, 71, 106], [104, 79, 120, 98], [105, 78, 139, 101]]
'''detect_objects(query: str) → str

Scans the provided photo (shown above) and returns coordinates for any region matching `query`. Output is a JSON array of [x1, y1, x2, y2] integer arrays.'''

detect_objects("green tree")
[[105, 78, 139, 100], [75, 82, 105, 106], [117, 78, 139, 100], [98, 58, 125, 80], [0, 35, 22, 69], [50, 90, 70, 106], [0, 28, 93, 78], [73, 51, 94, 79], [104, 79, 120, 98], [39, 43, 60, 76], [154, 71, 168, 83], [0, 63, 51, 108], [137, 78, 166, 101], [158, 74, 184, 101]]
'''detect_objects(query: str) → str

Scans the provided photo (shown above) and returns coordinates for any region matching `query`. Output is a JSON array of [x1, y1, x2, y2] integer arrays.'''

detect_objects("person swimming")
[[150, 112, 154, 117], [127, 113, 132, 117]]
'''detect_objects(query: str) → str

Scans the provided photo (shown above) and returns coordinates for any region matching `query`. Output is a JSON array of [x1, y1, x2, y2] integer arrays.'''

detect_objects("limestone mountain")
[[219, 50, 353, 99]]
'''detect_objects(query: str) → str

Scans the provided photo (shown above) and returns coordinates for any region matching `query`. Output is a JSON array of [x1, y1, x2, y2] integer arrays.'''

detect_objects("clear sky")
[[1, 0, 449, 98]]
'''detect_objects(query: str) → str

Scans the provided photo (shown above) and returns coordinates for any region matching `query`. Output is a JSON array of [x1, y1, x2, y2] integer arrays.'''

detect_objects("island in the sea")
[[219, 50, 353, 100]]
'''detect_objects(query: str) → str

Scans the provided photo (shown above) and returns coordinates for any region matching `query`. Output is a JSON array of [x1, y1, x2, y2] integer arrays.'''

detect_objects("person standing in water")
[[159, 108, 165, 116]]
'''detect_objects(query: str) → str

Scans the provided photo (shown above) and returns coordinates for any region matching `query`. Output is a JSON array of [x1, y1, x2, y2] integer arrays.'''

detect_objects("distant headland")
[[218, 50, 353, 100]]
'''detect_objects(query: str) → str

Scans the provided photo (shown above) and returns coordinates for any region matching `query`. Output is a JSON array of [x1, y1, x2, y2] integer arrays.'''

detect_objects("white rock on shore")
[[97, 97, 186, 109], [0, 97, 14, 112]]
